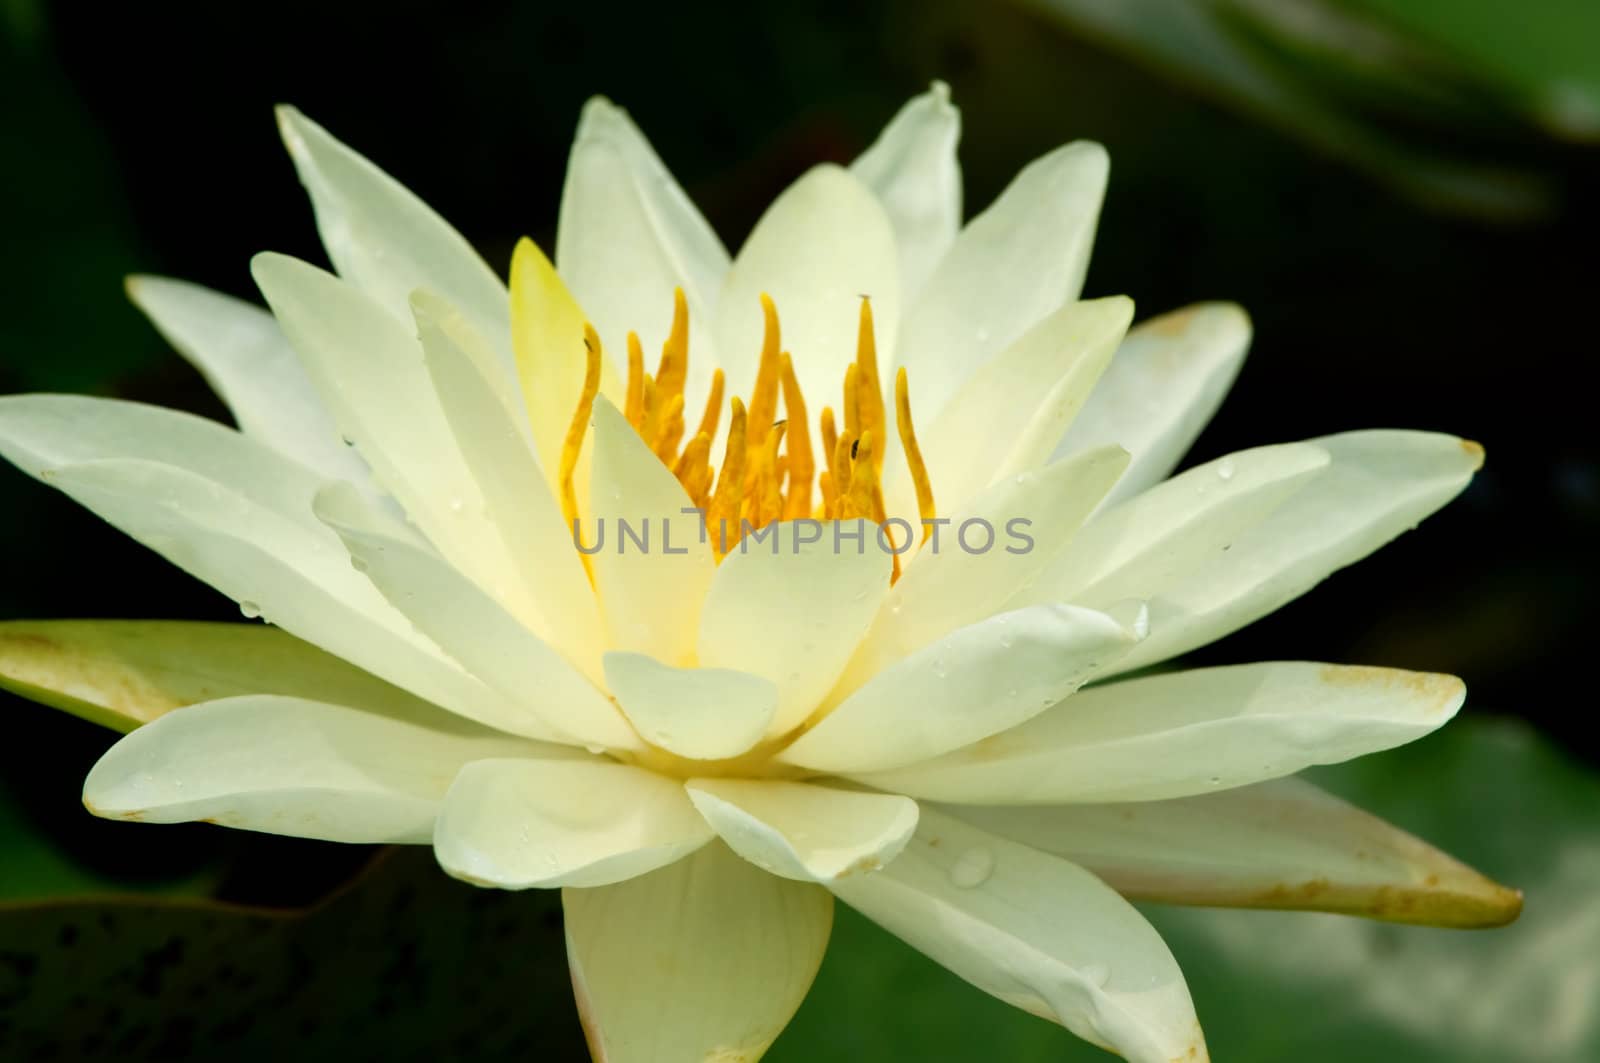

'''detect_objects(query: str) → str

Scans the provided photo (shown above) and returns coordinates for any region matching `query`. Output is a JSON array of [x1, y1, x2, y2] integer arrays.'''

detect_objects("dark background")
[[0, 1, 1596, 1058]]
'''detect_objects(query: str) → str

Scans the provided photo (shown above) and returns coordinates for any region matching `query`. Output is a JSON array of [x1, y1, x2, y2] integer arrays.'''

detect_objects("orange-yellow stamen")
[[559, 288, 938, 577], [562, 325, 604, 575]]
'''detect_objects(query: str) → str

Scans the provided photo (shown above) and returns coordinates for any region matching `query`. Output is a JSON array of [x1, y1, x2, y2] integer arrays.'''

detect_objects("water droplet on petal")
[[448, 497, 465, 514], [584, 744, 607, 756], [1216, 458, 1236, 481], [1206, 775, 1222, 787], [948, 846, 994, 888], [1082, 962, 1110, 987], [239, 600, 262, 619]]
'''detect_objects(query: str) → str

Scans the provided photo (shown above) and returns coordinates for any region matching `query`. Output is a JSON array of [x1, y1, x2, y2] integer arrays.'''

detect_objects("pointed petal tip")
[[1460, 438, 1486, 471]]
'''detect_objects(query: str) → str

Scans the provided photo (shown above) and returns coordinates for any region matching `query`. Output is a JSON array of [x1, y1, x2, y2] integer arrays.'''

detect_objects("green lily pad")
[[772, 717, 1597, 1062], [0, 847, 584, 1061]]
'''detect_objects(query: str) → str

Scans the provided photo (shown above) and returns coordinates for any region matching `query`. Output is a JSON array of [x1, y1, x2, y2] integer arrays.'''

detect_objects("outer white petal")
[[686, 779, 919, 883], [251, 252, 526, 608], [1057, 302, 1252, 507], [125, 275, 377, 493], [858, 444, 1130, 682], [715, 164, 900, 432], [0, 396, 505, 727], [315, 483, 637, 751], [557, 98, 728, 414], [1106, 430, 1484, 675], [433, 758, 711, 889], [564, 842, 832, 1063], [951, 776, 1523, 928], [413, 290, 604, 670], [83, 695, 556, 843], [861, 662, 1466, 805], [849, 81, 962, 298], [275, 105, 513, 377], [1022, 443, 1330, 612], [896, 141, 1109, 424], [602, 652, 776, 761], [889, 295, 1132, 521], [586, 397, 715, 664], [698, 520, 893, 736], [828, 808, 1207, 1063], [780, 603, 1140, 775]]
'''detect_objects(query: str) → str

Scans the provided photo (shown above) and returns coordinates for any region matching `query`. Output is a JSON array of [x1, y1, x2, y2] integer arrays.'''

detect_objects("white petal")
[[951, 776, 1523, 927], [125, 275, 377, 492], [275, 106, 512, 378], [891, 295, 1132, 520], [413, 290, 604, 670], [557, 98, 728, 414], [602, 652, 775, 761], [315, 483, 636, 751], [1025, 442, 1330, 611], [896, 142, 1109, 424], [564, 842, 832, 1061], [0, 396, 504, 725], [698, 519, 893, 736], [716, 164, 900, 428], [83, 694, 554, 843], [251, 253, 526, 604], [1057, 302, 1252, 507], [434, 758, 711, 889], [780, 603, 1139, 775], [860, 444, 1130, 681], [686, 778, 918, 883], [828, 808, 1206, 1063], [850, 81, 962, 298], [1107, 430, 1483, 675], [861, 662, 1465, 805], [586, 396, 715, 664]]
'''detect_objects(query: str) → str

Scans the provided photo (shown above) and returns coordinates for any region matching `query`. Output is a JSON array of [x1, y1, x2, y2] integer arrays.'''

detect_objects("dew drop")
[[584, 744, 607, 756], [350, 556, 369, 573], [948, 846, 994, 889], [448, 497, 465, 514], [1206, 775, 1222, 787], [238, 600, 262, 619], [1082, 962, 1111, 987], [1215, 458, 1236, 481]]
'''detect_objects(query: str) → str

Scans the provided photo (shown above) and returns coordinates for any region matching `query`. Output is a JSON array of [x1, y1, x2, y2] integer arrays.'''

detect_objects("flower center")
[[560, 291, 937, 578]]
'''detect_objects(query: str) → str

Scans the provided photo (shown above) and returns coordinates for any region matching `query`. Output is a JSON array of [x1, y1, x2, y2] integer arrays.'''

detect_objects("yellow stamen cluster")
[[561, 290, 938, 578]]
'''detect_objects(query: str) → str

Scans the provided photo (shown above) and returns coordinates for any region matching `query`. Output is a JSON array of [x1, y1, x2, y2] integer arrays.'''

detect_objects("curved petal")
[[828, 808, 1206, 1063], [1106, 430, 1484, 675], [587, 396, 715, 664], [0, 619, 449, 734], [715, 164, 899, 427], [859, 662, 1466, 805], [316, 483, 636, 750], [686, 778, 918, 883], [602, 652, 776, 761], [275, 106, 512, 378], [889, 295, 1132, 521], [1057, 302, 1252, 507], [125, 275, 377, 493], [950, 776, 1523, 928], [0, 396, 506, 727], [557, 99, 728, 415], [849, 81, 962, 299], [1024, 442, 1331, 612], [251, 252, 526, 605], [780, 603, 1141, 775], [434, 758, 711, 889], [83, 695, 553, 843], [698, 520, 893, 736], [413, 290, 604, 669], [896, 141, 1109, 424], [564, 842, 832, 1062], [860, 444, 1130, 680]]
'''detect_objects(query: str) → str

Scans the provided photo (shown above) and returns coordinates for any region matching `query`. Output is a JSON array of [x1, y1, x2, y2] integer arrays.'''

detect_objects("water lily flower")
[[0, 84, 1520, 1063]]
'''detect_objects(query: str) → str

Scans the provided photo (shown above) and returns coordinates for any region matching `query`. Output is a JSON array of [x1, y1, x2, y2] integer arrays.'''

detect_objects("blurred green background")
[[1, 0, 1596, 1059]]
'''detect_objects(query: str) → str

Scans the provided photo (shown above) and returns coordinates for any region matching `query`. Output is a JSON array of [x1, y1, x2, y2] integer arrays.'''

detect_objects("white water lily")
[[0, 84, 1520, 1063]]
